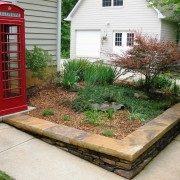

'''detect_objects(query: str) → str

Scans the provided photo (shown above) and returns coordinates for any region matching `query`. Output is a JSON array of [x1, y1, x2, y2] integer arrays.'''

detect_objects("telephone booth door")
[[0, 2, 27, 116]]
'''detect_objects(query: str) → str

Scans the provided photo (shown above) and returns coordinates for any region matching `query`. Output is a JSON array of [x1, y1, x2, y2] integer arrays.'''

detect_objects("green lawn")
[[0, 171, 12, 180], [73, 84, 177, 121]]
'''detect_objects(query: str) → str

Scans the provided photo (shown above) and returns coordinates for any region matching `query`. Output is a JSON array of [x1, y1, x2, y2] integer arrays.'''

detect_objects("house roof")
[[65, 0, 165, 21]]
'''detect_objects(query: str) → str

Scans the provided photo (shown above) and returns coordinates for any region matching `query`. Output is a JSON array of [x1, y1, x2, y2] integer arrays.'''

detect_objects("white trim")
[[65, 0, 83, 21], [56, 0, 61, 72], [65, 0, 166, 21]]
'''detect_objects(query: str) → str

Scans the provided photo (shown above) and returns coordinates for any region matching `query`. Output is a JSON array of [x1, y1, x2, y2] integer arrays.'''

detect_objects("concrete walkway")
[[0, 123, 179, 180]]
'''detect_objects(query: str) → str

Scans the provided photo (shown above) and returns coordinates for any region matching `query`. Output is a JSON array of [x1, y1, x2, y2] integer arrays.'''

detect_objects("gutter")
[[56, 0, 61, 72]]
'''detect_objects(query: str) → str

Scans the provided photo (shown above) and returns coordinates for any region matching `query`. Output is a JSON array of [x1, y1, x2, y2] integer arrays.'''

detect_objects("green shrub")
[[62, 71, 78, 89], [62, 115, 72, 121], [74, 85, 175, 121], [73, 97, 91, 112], [84, 110, 106, 125], [62, 59, 90, 89], [172, 81, 180, 95], [0, 170, 12, 180], [136, 75, 179, 94], [102, 129, 114, 137], [106, 108, 115, 119], [26, 46, 52, 79], [84, 63, 116, 85], [42, 109, 54, 116]]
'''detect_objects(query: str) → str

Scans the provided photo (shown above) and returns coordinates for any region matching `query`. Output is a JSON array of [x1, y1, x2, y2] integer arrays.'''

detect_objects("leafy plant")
[[112, 33, 180, 91], [84, 110, 106, 125], [102, 129, 114, 137], [73, 97, 91, 112], [84, 63, 116, 85], [62, 59, 90, 89], [42, 109, 54, 117], [26, 46, 52, 79], [74, 85, 175, 121], [0, 170, 13, 180], [106, 108, 115, 119], [62, 71, 78, 89], [62, 115, 72, 121]]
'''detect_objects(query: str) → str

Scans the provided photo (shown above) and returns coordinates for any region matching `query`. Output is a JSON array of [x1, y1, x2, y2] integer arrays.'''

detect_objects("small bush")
[[102, 129, 114, 137], [42, 109, 54, 116], [62, 59, 90, 89], [106, 108, 115, 119], [73, 97, 91, 112], [62, 115, 72, 121], [62, 71, 78, 89], [26, 46, 52, 79], [136, 75, 180, 95], [112, 33, 180, 91], [84, 110, 106, 125], [0, 171, 12, 180], [84, 63, 116, 85]]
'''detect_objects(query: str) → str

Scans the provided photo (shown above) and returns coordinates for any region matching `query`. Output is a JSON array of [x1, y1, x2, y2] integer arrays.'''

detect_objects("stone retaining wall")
[[40, 122, 179, 179], [4, 103, 180, 179]]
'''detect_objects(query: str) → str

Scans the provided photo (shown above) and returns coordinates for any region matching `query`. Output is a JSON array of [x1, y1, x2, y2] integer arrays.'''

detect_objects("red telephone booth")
[[0, 2, 27, 116]]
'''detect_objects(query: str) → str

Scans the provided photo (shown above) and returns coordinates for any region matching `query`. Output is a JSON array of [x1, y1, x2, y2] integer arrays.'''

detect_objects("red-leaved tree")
[[111, 33, 180, 90]]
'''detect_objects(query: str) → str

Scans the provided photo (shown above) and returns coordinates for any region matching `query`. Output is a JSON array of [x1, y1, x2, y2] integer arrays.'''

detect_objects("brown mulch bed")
[[29, 85, 143, 140]]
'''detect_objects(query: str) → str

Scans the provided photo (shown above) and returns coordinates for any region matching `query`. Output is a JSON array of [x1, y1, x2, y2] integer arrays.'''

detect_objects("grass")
[[74, 84, 176, 121], [0, 171, 12, 180], [42, 109, 54, 117], [102, 129, 114, 137], [84, 110, 107, 125], [61, 60, 117, 89], [62, 115, 72, 122]]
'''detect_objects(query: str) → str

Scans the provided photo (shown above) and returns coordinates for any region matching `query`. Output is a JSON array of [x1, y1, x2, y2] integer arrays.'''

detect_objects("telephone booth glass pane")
[[1, 24, 22, 98]]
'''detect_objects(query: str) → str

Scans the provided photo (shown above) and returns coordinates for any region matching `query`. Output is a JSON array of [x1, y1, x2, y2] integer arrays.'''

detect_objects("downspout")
[[57, 0, 61, 72]]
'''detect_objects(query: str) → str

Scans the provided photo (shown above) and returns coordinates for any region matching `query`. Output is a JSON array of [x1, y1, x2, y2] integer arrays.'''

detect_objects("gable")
[[65, 0, 165, 21]]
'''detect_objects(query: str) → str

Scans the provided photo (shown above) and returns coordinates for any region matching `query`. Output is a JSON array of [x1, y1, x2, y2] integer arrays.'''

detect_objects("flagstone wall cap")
[[4, 103, 180, 162]]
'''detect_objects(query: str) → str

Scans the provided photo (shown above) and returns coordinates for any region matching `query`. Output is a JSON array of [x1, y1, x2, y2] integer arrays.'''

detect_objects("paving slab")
[[0, 123, 180, 180], [0, 123, 11, 130], [0, 127, 33, 152], [175, 134, 180, 141], [0, 124, 121, 180], [134, 140, 180, 180]]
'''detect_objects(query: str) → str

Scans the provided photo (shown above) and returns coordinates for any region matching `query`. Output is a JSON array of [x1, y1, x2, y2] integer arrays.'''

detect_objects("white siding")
[[17, 0, 58, 61], [160, 20, 178, 42], [70, 0, 162, 59]]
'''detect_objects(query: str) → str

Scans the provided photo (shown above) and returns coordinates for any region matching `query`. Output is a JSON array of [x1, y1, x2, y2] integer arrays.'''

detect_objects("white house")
[[0, 0, 61, 70], [66, 0, 179, 60]]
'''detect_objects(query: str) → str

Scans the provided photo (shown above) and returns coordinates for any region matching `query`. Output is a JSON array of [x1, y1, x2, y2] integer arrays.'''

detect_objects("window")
[[127, 33, 134, 46], [114, 0, 123, 6], [115, 33, 122, 46], [103, 0, 111, 7]]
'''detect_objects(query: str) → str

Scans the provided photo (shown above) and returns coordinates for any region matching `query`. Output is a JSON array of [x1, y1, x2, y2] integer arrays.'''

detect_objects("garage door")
[[76, 30, 101, 58]]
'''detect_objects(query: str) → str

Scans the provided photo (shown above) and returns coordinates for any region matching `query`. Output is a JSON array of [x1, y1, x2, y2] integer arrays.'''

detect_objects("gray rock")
[[100, 103, 110, 111], [111, 103, 125, 111], [91, 103, 101, 111], [91, 102, 124, 112], [134, 93, 149, 100]]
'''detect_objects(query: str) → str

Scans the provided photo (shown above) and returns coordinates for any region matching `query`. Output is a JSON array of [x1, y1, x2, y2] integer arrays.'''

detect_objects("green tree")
[[62, 0, 78, 58], [150, 0, 180, 20]]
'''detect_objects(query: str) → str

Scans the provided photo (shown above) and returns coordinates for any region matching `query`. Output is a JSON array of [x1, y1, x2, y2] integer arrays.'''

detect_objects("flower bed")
[[29, 85, 143, 140], [28, 81, 176, 140]]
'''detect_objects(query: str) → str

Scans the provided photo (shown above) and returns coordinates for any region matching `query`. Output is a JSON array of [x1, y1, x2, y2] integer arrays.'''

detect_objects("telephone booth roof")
[[0, 2, 24, 18]]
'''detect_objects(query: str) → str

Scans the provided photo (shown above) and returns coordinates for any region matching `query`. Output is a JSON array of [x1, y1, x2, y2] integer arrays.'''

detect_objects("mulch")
[[29, 85, 143, 140]]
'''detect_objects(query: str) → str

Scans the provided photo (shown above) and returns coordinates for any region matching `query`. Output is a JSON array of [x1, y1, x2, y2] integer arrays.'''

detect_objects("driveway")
[[0, 123, 180, 180]]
